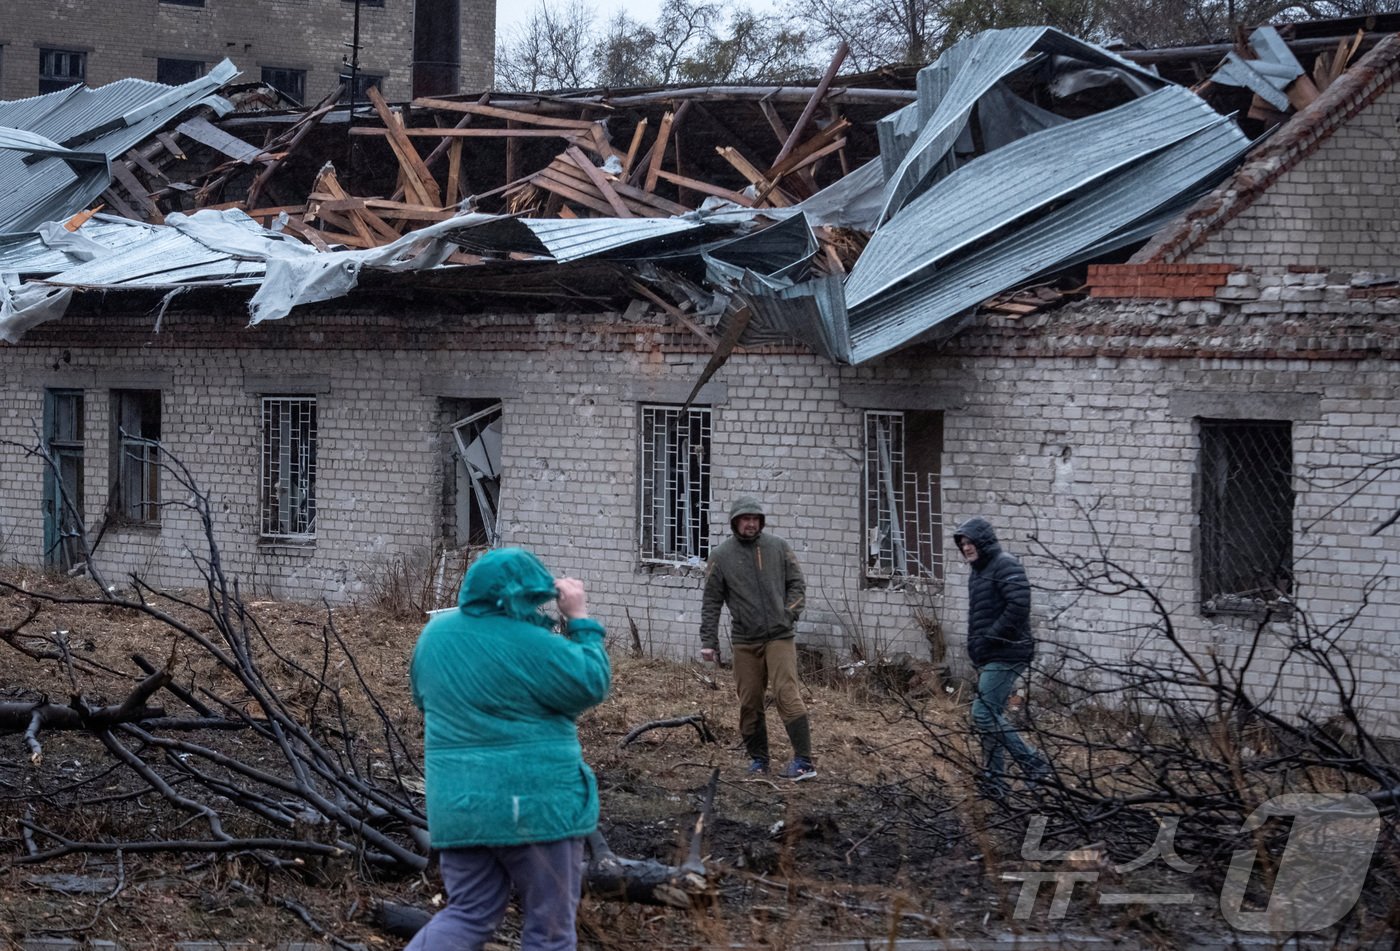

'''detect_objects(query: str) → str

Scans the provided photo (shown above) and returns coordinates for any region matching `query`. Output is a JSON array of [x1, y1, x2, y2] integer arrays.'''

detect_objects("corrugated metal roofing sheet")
[[522, 216, 706, 262], [875, 27, 1169, 224], [0, 61, 237, 234], [0, 216, 163, 275], [846, 85, 1229, 308], [846, 121, 1252, 362]]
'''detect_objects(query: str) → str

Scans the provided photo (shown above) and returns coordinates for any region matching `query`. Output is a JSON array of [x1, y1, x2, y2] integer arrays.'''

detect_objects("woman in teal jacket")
[[406, 548, 611, 951]]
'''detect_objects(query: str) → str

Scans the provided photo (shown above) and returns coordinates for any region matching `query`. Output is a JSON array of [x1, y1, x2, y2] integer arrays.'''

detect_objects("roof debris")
[[0, 19, 1394, 358]]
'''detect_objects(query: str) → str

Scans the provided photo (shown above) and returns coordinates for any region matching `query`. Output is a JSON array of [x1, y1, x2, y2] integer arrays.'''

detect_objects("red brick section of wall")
[[1086, 262, 1235, 299]]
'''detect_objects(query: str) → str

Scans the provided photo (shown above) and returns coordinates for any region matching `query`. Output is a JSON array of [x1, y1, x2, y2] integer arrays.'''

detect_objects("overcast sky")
[[496, 0, 666, 42]]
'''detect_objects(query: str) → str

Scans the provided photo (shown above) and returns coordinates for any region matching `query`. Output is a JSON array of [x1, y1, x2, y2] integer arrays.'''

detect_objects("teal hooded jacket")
[[410, 548, 612, 848]]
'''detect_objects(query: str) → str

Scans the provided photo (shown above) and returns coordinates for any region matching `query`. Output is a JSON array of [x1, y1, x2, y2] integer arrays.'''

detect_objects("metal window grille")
[[639, 405, 711, 565], [261, 397, 317, 539], [113, 389, 161, 524], [864, 410, 943, 583], [43, 389, 85, 568], [1199, 419, 1294, 612]]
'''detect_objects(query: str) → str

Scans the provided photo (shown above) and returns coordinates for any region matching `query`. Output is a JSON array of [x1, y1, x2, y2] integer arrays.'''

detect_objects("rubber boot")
[[783, 714, 813, 762], [743, 715, 770, 764]]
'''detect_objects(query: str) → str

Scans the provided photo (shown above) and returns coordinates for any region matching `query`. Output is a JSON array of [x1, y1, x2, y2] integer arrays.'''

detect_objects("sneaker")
[[779, 757, 817, 782], [747, 757, 770, 775]]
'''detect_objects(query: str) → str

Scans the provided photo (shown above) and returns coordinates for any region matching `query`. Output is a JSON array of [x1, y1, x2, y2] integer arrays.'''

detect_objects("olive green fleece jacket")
[[700, 531, 806, 651]]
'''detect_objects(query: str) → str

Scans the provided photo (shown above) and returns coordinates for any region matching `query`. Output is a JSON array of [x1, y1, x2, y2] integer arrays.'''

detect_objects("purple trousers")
[[404, 837, 585, 951]]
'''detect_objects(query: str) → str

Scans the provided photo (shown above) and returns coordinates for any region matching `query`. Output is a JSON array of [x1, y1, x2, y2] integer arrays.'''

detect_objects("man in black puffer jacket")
[[953, 517, 1048, 797]]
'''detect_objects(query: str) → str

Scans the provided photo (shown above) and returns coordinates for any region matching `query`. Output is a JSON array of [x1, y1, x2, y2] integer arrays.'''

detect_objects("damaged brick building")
[[2, 20, 1398, 734]]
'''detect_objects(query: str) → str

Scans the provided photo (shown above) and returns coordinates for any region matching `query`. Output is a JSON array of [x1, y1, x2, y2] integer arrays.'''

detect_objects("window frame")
[[260, 395, 318, 542], [39, 48, 86, 93], [156, 57, 205, 85], [862, 409, 945, 587], [109, 389, 162, 526], [638, 403, 712, 567], [1198, 417, 1295, 617], [260, 66, 307, 105]]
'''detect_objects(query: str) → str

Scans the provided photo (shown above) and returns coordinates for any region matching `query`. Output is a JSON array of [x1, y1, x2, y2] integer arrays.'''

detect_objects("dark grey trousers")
[[404, 837, 585, 950]]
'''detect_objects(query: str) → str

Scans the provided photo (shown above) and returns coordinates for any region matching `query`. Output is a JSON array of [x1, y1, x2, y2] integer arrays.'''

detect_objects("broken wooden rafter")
[[654, 169, 754, 207], [629, 280, 718, 347], [242, 82, 345, 210], [565, 146, 632, 218], [715, 147, 794, 207], [413, 97, 600, 132], [769, 41, 849, 172], [366, 85, 442, 208], [644, 110, 676, 193]]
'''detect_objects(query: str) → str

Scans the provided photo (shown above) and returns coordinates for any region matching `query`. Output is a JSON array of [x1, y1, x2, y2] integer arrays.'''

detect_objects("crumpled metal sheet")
[[846, 119, 1253, 363], [1210, 26, 1304, 112], [846, 85, 1231, 309], [874, 27, 1168, 225], [0, 60, 237, 235]]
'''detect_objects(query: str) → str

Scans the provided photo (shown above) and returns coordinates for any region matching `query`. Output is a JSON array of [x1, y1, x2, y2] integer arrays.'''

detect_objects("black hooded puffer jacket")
[[953, 517, 1033, 666]]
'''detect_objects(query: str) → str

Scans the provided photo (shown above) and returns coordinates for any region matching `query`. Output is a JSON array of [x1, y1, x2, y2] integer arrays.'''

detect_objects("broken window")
[[110, 389, 161, 525], [39, 49, 85, 94], [639, 405, 711, 566], [157, 58, 204, 85], [261, 396, 317, 541], [339, 72, 384, 103], [1199, 419, 1294, 615], [445, 401, 503, 548], [863, 410, 944, 585], [42, 389, 85, 569], [260, 66, 307, 105]]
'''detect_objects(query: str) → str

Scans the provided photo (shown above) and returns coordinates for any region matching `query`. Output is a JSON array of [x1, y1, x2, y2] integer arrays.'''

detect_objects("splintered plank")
[[629, 281, 718, 347], [412, 98, 600, 130], [307, 167, 376, 246], [653, 169, 754, 207], [715, 147, 792, 207], [349, 126, 586, 140], [644, 111, 675, 193], [538, 157, 681, 217], [279, 217, 334, 251], [446, 140, 463, 205], [108, 161, 163, 223], [565, 146, 632, 217], [622, 119, 648, 179], [366, 85, 441, 207], [532, 168, 619, 217]]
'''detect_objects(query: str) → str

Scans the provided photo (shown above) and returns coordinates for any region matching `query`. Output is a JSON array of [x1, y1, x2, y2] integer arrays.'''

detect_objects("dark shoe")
[[747, 757, 770, 775], [779, 757, 817, 782]]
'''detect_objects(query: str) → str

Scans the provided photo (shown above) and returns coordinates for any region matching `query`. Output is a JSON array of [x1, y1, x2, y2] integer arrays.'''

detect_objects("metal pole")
[[345, 0, 362, 189]]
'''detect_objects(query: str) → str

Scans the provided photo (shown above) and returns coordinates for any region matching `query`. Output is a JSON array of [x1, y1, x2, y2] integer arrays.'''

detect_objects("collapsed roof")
[[0, 21, 1389, 361]]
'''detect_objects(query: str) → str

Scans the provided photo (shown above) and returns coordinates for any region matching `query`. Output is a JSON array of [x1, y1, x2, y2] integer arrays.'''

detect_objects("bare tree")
[[496, 0, 599, 92]]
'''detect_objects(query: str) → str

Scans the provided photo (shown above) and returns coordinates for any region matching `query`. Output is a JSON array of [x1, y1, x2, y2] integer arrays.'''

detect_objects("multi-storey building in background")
[[0, 0, 494, 102]]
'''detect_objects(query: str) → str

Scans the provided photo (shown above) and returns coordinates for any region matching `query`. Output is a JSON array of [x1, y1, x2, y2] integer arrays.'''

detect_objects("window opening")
[[261, 396, 317, 540], [1199, 418, 1294, 614], [156, 58, 204, 85], [40, 48, 86, 93], [42, 389, 85, 568], [111, 389, 161, 524], [639, 404, 711, 565], [863, 410, 944, 585], [260, 66, 306, 105], [449, 402, 503, 548]]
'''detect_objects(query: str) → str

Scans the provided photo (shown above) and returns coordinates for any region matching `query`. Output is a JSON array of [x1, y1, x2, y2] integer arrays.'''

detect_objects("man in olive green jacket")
[[700, 497, 816, 781]]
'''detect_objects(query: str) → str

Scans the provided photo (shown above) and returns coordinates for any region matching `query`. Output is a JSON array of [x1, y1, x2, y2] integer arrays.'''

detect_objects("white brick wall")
[[1, 293, 1397, 733]]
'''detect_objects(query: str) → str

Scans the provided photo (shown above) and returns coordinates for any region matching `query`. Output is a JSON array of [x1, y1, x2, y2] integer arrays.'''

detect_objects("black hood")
[[953, 517, 1002, 568]]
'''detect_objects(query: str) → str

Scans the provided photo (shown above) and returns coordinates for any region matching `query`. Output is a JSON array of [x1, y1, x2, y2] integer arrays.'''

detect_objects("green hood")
[[458, 548, 558, 627], [728, 496, 766, 533]]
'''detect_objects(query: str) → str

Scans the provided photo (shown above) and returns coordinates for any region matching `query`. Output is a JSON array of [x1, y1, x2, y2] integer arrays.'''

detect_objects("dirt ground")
[[1, 570, 1395, 949]]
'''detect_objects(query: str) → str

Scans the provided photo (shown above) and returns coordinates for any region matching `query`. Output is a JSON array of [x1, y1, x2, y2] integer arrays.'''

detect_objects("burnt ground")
[[1, 571, 1397, 949]]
